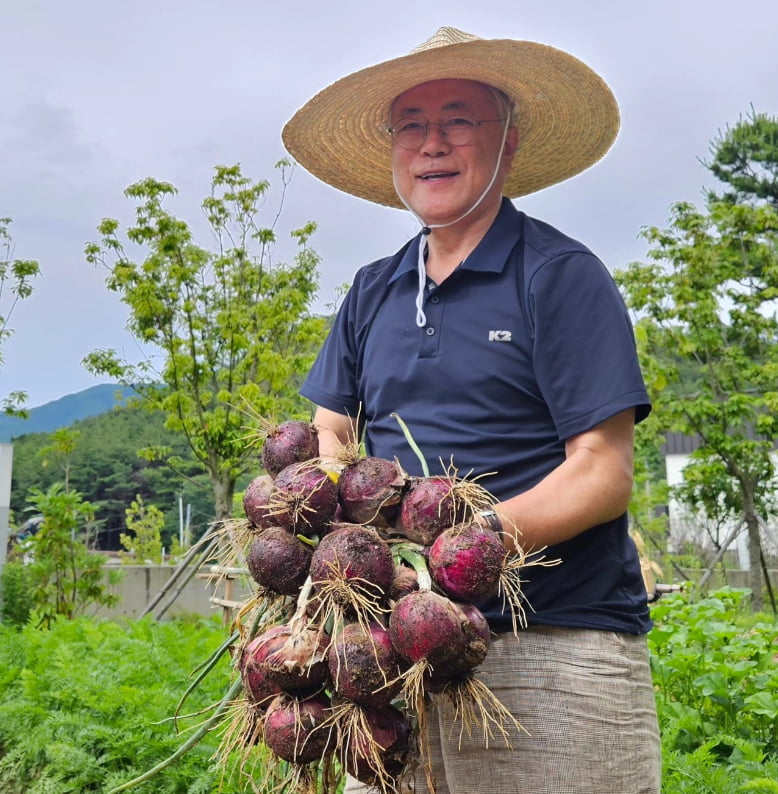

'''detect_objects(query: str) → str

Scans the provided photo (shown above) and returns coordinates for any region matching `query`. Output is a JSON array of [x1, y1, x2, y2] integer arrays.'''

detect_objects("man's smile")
[[418, 170, 459, 181]]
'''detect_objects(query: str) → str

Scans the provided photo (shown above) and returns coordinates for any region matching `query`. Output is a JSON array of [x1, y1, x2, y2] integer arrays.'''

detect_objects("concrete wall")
[[96, 564, 778, 625], [95, 564, 254, 622]]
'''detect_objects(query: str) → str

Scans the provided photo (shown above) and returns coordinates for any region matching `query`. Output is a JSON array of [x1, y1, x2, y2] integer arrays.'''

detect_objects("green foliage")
[[616, 114, 778, 609], [650, 588, 778, 780], [83, 162, 328, 521], [704, 108, 778, 209], [0, 616, 230, 792], [24, 483, 120, 626], [0, 561, 33, 626], [36, 427, 80, 492], [120, 495, 164, 564], [10, 403, 216, 547], [661, 739, 778, 793], [0, 217, 40, 415], [628, 414, 670, 571]]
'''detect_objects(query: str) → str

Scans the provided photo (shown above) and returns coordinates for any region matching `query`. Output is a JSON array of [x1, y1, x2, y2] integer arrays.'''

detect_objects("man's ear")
[[504, 126, 519, 161]]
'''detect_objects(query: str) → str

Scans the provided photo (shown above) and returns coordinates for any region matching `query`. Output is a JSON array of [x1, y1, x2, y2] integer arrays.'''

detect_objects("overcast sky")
[[2, 0, 776, 408]]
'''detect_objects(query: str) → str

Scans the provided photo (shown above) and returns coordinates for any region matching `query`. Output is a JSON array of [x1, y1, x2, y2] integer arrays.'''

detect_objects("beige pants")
[[344, 626, 661, 794]]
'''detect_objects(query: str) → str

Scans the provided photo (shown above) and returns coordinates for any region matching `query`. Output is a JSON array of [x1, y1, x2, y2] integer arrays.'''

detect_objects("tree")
[[120, 495, 164, 564], [9, 404, 214, 549], [704, 108, 778, 209], [616, 155, 778, 610], [24, 483, 120, 627], [0, 218, 40, 415], [83, 162, 328, 523], [37, 427, 80, 492]]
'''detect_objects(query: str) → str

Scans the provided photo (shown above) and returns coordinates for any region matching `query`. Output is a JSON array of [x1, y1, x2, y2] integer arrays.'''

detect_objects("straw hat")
[[282, 26, 620, 209]]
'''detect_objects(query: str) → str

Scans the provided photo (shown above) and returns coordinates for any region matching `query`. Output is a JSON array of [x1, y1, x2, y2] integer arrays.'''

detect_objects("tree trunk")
[[743, 488, 763, 611], [212, 475, 235, 524]]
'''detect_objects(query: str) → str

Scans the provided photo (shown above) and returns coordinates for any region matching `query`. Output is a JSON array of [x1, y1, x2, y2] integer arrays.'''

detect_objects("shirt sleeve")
[[300, 282, 362, 418], [528, 251, 650, 440]]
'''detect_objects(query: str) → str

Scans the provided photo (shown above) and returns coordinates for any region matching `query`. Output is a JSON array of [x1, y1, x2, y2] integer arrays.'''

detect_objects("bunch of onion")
[[225, 412, 550, 791]]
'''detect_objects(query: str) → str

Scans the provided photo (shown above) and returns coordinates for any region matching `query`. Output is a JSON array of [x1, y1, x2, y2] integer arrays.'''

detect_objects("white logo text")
[[488, 330, 512, 342]]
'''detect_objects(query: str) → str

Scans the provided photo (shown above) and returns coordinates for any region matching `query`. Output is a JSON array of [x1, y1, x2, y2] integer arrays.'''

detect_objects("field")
[[0, 588, 776, 793]]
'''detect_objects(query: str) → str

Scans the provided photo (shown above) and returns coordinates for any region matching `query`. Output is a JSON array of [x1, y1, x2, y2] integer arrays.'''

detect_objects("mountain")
[[0, 384, 136, 442]]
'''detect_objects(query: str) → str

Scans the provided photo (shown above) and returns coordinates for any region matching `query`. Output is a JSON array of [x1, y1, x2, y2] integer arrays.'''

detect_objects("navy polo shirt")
[[302, 198, 652, 634]]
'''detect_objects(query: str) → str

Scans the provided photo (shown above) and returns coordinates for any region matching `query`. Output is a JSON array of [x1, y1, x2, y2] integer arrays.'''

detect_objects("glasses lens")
[[393, 121, 425, 149], [389, 118, 484, 149], [443, 118, 477, 146]]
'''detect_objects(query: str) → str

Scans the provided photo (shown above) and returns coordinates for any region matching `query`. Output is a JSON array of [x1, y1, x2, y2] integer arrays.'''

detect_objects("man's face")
[[389, 79, 517, 228]]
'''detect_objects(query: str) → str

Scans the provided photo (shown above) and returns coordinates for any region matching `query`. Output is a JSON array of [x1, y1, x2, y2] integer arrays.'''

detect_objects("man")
[[283, 27, 661, 794]]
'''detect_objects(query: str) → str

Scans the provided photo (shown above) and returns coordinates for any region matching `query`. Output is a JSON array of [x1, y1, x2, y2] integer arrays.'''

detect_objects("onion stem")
[[391, 412, 429, 477], [395, 544, 432, 591]]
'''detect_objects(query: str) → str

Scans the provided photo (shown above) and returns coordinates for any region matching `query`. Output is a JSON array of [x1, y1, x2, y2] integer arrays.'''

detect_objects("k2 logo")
[[488, 330, 512, 342]]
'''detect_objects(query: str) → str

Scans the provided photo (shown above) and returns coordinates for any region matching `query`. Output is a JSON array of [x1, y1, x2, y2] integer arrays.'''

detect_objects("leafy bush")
[[649, 587, 778, 790], [0, 560, 33, 626], [0, 616, 232, 793], [24, 483, 121, 626], [120, 495, 164, 564]]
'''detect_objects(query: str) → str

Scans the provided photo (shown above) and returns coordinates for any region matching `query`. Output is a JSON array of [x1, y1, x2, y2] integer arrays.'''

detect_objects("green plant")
[[24, 483, 121, 626], [120, 495, 164, 564], [661, 738, 778, 793], [0, 560, 33, 626], [84, 162, 328, 522], [0, 616, 231, 792], [1, 217, 40, 415], [650, 588, 778, 761]]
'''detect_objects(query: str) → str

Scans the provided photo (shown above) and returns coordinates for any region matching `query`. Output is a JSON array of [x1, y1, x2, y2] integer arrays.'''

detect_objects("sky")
[[1, 0, 776, 408]]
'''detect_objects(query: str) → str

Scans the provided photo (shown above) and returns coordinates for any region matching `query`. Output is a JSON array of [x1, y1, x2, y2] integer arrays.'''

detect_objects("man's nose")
[[419, 122, 450, 155]]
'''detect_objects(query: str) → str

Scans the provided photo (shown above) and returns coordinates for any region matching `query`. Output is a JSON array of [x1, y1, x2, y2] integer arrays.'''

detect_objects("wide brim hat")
[[282, 26, 620, 209]]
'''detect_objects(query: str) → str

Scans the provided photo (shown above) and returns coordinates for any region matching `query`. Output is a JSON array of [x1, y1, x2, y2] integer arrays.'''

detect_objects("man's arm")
[[494, 408, 636, 553], [313, 406, 360, 459]]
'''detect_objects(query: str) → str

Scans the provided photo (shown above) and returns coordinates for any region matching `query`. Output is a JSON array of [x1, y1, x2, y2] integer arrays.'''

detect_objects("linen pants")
[[344, 626, 661, 794]]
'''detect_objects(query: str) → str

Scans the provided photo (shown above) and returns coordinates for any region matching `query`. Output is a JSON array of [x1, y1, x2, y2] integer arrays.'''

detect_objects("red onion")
[[272, 461, 339, 536], [262, 419, 319, 479], [338, 457, 407, 528], [428, 523, 505, 603], [263, 692, 334, 764], [388, 590, 488, 676], [397, 476, 467, 545], [328, 621, 403, 708], [241, 623, 329, 695], [246, 527, 313, 596]]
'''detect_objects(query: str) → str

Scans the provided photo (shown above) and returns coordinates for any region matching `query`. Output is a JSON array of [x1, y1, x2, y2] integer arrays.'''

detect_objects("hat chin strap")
[[392, 118, 511, 327]]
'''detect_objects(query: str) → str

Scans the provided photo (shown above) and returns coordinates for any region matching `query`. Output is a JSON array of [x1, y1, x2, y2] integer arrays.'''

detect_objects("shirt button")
[[426, 327, 435, 336], [430, 296, 440, 304]]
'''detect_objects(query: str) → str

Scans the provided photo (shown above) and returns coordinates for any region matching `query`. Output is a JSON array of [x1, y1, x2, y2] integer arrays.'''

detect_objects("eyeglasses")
[[387, 117, 505, 150]]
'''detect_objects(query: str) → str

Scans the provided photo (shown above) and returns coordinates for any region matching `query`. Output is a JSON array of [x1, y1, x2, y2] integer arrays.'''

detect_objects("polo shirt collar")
[[388, 198, 523, 284]]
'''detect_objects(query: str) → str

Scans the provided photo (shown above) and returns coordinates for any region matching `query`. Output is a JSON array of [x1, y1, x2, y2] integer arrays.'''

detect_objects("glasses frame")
[[386, 117, 506, 150]]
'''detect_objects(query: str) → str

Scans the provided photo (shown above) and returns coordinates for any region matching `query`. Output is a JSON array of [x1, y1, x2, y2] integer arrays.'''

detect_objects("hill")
[[0, 384, 136, 442]]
